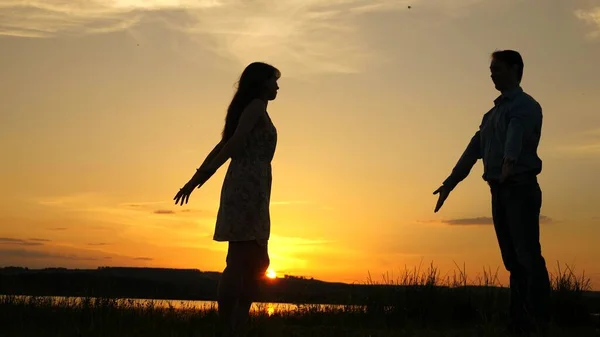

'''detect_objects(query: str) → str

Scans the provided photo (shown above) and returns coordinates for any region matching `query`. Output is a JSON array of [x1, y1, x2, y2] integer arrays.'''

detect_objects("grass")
[[1, 261, 599, 337]]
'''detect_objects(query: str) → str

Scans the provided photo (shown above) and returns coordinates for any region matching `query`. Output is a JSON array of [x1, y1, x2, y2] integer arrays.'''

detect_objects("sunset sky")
[[1, 0, 600, 289]]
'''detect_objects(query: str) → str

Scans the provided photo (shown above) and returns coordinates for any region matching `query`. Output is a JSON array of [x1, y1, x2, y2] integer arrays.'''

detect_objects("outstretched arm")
[[204, 99, 265, 172], [442, 131, 482, 191], [187, 140, 225, 187], [174, 100, 266, 205]]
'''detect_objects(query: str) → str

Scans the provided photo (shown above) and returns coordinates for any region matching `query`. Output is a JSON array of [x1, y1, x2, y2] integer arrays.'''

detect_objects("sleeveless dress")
[[213, 111, 277, 244]]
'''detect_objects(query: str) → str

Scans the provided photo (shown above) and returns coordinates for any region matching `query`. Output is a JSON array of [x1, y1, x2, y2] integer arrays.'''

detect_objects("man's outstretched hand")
[[433, 185, 451, 213]]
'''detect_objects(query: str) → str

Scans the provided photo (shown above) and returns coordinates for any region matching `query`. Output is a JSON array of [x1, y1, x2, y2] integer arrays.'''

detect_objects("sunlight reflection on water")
[[1, 295, 350, 316], [3, 295, 599, 319]]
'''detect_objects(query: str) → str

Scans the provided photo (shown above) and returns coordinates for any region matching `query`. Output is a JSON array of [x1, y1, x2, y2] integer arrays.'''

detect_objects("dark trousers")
[[216, 240, 270, 337], [490, 177, 551, 329]]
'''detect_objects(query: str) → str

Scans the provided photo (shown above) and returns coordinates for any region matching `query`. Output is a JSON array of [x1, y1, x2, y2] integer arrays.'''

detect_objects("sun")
[[266, 268, 277, 279]]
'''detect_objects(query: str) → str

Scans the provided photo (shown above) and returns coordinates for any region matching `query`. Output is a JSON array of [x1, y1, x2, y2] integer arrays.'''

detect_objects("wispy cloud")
[[0, 248, 98, 260], [39, 194, 212, 219], [0, 237, 45, 246], [557, 143, 600, 156], [0, 244, 168, 268], [575, 6, 600, 38], [29, 238, 51, 242], [88, 242, 109, 246], [180, 209, 205, 213], [271, 235, 335, 246], [153, 209, 176, 215], [162, 0, 409, 75], [0, 0, 483, 75], [35, 193, 216, 249], [126, 203, 208, 215], [270, 200, 335, 210], [556, 127, 600, 157], [38, 193, 104, 207], [440, 215, 552, 226], [134, 257, 153, 261], [271, 200, 312, 206], [0, 0, 177, 38], [443, 217, 494, 226], [123, 201, 169, 208]]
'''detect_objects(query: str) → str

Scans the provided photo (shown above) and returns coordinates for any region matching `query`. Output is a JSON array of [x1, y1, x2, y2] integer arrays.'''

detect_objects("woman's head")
[[237, 62, 281, 101], [222, 62, 280, 142]]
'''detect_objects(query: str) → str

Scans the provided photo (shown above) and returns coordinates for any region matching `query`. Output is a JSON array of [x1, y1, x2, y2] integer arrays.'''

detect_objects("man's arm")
[[442, 131, 482, 191], [504, 99, 541, 162]]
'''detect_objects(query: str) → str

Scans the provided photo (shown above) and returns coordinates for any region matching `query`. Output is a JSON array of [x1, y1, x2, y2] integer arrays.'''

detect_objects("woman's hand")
[[173, 168, 215, 205], [174, 181, 197, 206]]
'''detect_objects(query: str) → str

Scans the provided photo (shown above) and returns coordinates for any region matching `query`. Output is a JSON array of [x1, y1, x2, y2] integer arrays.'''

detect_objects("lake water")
[[1, 295, 354, 316], [4, 295, 598, 318]]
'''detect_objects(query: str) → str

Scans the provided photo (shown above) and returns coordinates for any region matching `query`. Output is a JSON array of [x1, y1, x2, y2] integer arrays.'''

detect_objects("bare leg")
[[232, 241, 270, 337], [217, 265, 239, 337], [233, 300, 253, 337], [216, 298, 237, 337], [232, 262, 261, 336], [217, 243, 245, 337]]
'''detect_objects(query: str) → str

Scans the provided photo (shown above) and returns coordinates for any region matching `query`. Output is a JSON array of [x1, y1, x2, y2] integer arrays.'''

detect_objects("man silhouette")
[[433, 50, 551, 335]]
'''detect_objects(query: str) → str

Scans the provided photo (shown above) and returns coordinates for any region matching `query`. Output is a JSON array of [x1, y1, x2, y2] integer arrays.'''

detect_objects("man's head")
[[490, 50, 524, 92]]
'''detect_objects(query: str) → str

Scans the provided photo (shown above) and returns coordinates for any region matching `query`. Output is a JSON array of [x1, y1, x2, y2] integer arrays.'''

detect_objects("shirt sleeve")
[[504, 98, 542, 161], [443, 130, 482, 191]]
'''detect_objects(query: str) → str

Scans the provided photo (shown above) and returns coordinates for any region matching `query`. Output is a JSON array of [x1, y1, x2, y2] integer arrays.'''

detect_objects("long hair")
[[222, 62, 281, 142]]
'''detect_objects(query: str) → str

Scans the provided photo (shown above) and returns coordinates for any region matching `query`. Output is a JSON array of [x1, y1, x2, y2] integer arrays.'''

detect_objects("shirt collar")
[[494, 86, 523, 105]]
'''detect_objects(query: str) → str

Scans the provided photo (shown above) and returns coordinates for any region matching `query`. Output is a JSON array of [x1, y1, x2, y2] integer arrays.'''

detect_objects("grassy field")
[[1, 262, 599, 337]]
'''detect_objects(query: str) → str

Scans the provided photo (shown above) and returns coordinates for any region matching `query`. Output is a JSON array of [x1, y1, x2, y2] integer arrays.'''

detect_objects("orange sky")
[[1, 0, 600, 289]]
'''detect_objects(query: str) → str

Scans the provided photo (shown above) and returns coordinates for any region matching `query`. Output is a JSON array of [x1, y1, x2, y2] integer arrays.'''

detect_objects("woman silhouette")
[[174, 62, 280, 337]]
